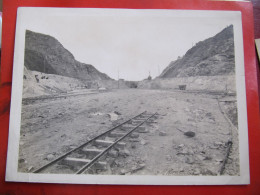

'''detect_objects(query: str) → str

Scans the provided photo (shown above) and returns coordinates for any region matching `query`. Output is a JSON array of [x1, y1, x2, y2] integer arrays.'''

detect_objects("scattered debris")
[[176, 128, 196, 138], [19, 158, 25, 163], [159, 131, 167, 136], [209, 145, 219, 149], [214, 141, 224, 147], [91, 112, 104, 116], [120, 163, 146, 175], [131, 143, 136, 149], [108, 112, 119, 121], [137, 126, 149, 133], [108, 150, 119, 158], [114, 111, 122, 115], [61, 134, 66, 138], [130, 133, 139, 138], [184, 108, 190, 112], [193, 168, 200, 175], [204, 156, 212, 160], [196, 154, 206, 161], [201, 167, 217, 176], [140, 138, 147, 145], [46, 154, 55, 161], [129, 138, 140, 142], [184, 131, 196, 138], [216, 159, 223, 162], [185, 156, 194, 164], [119, 149, 130, 157], [176, 148, 189, 155], [166, 155, 172, 161], [178, 144, 184, 148], [174, 120, 181, 124], [98, 87, 107, 91], [27, 166, 34, 172]]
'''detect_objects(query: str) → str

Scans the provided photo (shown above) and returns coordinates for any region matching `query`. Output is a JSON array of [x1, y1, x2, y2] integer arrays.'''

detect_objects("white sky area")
[[19, 8, 239, 81]]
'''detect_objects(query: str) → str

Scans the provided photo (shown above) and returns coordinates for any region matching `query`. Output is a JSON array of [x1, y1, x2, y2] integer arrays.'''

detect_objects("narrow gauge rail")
[[33, 111, 158, 174]]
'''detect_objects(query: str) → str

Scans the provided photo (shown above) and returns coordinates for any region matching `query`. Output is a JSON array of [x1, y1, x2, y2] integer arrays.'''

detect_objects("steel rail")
[[33, 111, 147, 173], [76, 112, 157, 174], [216, 98, 235, 175], [219, 140, 233, 175]]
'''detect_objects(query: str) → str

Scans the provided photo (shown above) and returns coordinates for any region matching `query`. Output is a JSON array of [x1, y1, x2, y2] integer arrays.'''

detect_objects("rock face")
[[24, 30, 111, 80], [159, 25, 235, 78]]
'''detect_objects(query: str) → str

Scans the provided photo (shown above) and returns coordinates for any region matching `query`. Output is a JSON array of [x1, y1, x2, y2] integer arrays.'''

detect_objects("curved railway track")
[[33, 111, 158, 174]]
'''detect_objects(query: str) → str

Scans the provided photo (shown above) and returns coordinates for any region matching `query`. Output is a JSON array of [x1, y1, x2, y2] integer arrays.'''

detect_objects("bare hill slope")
[[159, 25, 235, 78], [24, 30, 111, 81]]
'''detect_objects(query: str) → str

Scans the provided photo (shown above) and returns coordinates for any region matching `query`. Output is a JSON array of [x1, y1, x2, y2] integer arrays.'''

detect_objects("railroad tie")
[[115, 142, 126, 149], [94, 139, 114, 147], [121, 125, 147, 133], [109, 132, 125, 137], [81, 148, 103, 156], [131, 119, 146, 123], [120, 125, 135, 131], [94, 139, 126, 150], [130, 132, 139, 138], [131, 120, 144, 126], [139, 114, 155, 118], [63, 157, 107, 170], [146, 119, 157, 123], [136, 126, 148, 133]]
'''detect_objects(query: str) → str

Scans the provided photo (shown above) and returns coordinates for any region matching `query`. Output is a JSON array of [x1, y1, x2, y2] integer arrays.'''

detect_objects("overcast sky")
[[19, 8, 240, 81]]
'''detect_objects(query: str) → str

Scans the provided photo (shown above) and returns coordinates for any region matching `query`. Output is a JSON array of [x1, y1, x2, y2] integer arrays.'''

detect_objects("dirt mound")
[[23, 67, 86, 98]]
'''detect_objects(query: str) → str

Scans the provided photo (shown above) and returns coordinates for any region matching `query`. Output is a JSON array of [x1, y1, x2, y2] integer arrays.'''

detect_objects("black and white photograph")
[[6, 8, 249, 185]]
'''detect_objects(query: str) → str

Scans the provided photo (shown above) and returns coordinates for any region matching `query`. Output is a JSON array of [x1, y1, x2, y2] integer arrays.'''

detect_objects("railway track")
[[22, 90, 98, 105], [33, 111, 158, 174]]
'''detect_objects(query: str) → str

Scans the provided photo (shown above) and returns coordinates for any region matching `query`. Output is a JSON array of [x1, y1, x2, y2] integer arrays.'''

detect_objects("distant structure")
[[118, 79, 124, 89], [148, 71, 152, 80], [179, 85, 186, 90]]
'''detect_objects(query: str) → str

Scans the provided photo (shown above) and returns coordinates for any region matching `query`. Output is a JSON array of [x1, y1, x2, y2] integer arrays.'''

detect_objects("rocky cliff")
[[24, 30, 111, 80], [159, 25, 235, 78]]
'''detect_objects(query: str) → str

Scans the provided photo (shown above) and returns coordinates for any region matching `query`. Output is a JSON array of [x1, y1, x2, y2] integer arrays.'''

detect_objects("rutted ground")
[[18, 89, 239, 175]]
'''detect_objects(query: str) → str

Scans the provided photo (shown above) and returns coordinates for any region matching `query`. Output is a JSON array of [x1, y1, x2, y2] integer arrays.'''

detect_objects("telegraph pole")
[[43, 57, 46, 73], [117, 68, 119, 89]]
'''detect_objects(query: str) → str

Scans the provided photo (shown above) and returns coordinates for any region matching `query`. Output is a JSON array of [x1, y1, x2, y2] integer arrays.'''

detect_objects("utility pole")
[[117, 69, 119, 89], [43, 57, 46, 73]]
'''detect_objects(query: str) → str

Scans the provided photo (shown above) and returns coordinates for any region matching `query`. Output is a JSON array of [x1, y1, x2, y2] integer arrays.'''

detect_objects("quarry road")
[[18, 89, 239, 176]]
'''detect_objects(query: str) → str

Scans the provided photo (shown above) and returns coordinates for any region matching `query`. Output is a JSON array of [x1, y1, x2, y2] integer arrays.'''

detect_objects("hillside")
[[24, 30, 111, 81], [159, 25, 235, 78]]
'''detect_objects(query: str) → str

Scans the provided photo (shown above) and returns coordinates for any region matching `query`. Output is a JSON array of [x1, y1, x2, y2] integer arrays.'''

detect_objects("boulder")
[[159, 131, 167, 136]]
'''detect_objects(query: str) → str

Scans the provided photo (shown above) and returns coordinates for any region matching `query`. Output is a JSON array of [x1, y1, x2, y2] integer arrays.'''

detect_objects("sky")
[[18, 8, 240, 81]]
